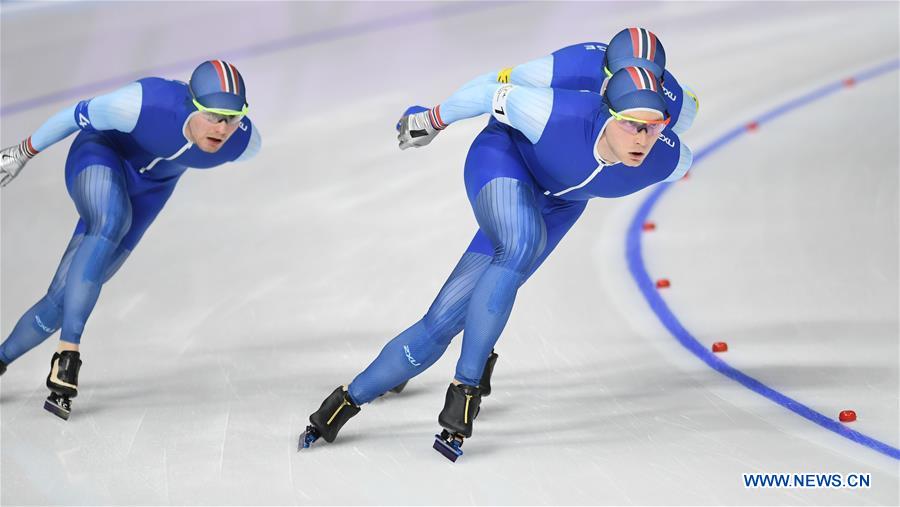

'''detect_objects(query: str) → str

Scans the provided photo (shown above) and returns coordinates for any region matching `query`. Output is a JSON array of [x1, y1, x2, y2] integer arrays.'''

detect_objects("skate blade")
[[297, 427, 320, 451], [389, 381, 408, 394], [44, 398, 71, 420], [433, 434, 463, 462]]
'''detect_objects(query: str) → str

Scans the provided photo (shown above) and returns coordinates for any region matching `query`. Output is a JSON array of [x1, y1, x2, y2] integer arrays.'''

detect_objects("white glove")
[[1, 140, 37, 187], [397, 105, 445, 150]]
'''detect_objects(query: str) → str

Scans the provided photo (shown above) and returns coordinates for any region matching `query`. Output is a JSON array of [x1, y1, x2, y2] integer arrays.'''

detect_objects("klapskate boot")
[[433, 383, 482, 461], [298, 386, 360, 450], [44, 351, 82, 420]]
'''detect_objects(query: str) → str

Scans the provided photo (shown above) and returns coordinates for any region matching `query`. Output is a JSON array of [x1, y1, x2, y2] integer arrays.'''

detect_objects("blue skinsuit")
[[348, 58, 694, 404], [0, 78, 261, 364]]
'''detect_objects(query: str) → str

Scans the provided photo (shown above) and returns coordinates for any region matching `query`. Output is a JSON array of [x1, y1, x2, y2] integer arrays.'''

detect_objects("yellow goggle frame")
[[192, 98, 248, 117], [608, 108, 670, 125]]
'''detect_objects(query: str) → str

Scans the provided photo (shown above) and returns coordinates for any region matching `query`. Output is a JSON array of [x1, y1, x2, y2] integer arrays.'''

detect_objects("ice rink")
[[1, 1, 898, 505]]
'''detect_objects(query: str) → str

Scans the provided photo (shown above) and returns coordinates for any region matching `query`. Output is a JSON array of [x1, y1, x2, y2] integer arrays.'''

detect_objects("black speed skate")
[[44, 351, 82, 420], [298, 386, 360, 450], [0, 359, 7, 376], [433, 383, 482, 462]]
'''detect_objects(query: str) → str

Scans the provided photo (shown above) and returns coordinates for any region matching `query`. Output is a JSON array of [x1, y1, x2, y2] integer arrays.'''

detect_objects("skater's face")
[[604, 109, 663, 167], [187, 112, 242, 153]]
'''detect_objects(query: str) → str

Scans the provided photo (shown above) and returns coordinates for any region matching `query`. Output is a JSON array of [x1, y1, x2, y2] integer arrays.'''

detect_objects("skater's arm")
[[30, 82, 142, 152], [72, 82, 142, 136], [28, 106, 78, 152], [1, 83, 142, 187], [496, 55, 554, 87], [439, 83, 553, 143], [455, 55, 554, 89], [2, 104, 86, 186], [397, 83, 553, 149], [394, 53, 556, 150]]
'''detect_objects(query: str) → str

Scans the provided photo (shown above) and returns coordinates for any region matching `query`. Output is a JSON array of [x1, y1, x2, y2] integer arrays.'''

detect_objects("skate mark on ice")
[[125, 409, 148, 457]]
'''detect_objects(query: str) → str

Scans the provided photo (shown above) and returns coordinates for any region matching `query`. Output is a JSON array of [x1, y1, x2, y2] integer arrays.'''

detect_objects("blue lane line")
[[626, 58, 900, 461], [0, 2, 504, 116]]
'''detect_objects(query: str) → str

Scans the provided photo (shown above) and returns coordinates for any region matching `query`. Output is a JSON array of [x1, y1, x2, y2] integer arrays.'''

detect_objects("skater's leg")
[[42, 142, 174, 415], [306, 122, 528, 447], [52, 147, 174, 349], [303, 247, 489, 446], [304, 248, 490, 447], [447, 120, 551, 388], [39, 225, 129, 418], [420, 197, 584, 397], [40, 162, 131, 419], [58, 164, 132, 346], [347, 250, 491, 405], [433, 175, 548, 450], [454, 176, 547, 386], [0, 228, 80, 365], [0, 228, 136, 365], [56, 182, 174, 338], [471, 198, 586, 396], [0, 296, 65, 363], [88, 180, 178, 289]]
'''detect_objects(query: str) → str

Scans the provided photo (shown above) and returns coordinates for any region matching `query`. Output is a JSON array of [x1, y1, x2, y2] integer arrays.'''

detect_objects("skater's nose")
[[634, 130, 652, 146]]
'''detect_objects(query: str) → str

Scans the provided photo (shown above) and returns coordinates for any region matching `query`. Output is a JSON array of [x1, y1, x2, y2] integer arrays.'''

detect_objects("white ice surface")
[[1, 2, 898, 505]]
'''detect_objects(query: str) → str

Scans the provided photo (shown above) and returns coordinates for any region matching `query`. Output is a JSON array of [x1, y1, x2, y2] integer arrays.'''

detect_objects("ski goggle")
[[192, 99, 248, 126], [609, 108, 670, 135]]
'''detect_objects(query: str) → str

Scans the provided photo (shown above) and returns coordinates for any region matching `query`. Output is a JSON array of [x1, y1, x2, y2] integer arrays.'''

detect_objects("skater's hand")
[[397, 105, 444, 150], [395, 105, 429, 132], [0, 141, 35, 187]]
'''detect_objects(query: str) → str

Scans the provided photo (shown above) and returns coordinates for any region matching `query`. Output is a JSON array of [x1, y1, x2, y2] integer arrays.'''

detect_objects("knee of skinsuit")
[[95, 216, 131, 245], [474, 178, 547, 275], [88, 204, 132, 245], [420, 314, 459, 350], [422, 283, 473, 346], [421, 251, 492, 344], [399, 317, 457, 375]]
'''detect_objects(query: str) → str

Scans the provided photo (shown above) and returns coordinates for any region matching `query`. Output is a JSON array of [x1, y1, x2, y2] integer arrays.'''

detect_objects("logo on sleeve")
[[497, 67, 512, 84], [78, 113, 90, 128]]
